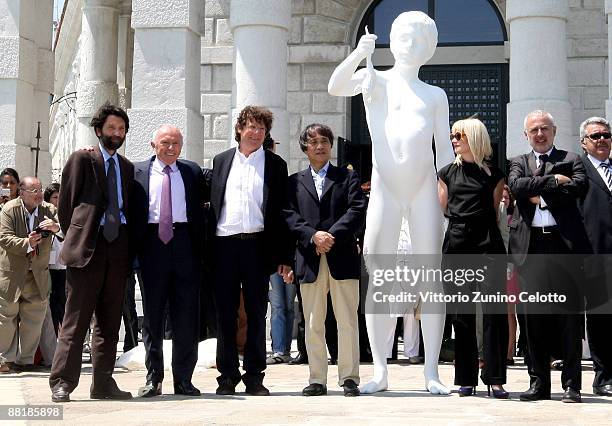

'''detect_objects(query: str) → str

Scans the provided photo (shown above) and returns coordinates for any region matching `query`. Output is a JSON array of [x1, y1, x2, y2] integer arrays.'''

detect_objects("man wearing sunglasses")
[[577, 116, 612, 398], [509, 110, 591, 403], [0, 177, 60, 373]]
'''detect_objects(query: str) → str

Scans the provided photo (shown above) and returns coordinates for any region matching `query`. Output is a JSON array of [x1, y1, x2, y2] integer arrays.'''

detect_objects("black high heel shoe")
[[487, 385, 510, 399], [458, 386, 476, 396]]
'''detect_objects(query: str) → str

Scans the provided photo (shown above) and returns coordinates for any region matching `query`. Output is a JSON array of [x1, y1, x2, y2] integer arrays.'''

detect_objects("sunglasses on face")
[[586, 132, 612, 141], [450, 132, 465, 141]]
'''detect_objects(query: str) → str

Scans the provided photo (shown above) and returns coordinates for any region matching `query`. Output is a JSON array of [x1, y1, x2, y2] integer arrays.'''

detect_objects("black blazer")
[[131, 157, 208, 258], [508, 147, 591, 265], [579, 154, 612, 253], [578, 154, 612, 308], [209, 148, 293, 273], [284, 164, 366, 284]]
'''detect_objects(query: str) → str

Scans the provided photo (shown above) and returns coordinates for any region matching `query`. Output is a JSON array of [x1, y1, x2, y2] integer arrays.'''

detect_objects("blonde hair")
[[452, 118, 492, 169]]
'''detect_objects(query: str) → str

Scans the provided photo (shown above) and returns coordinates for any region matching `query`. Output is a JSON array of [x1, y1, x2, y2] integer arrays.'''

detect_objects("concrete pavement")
[[1, 357, 611, 425]]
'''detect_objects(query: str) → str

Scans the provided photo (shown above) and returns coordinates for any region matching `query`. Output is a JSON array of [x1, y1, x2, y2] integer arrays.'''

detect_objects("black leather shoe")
[[245, 383, 270, 396], [90, 381, 133, 400], [51, 387, 71, 403], [216, 378, 236, 395], [302, 383, 327, 396], [174, 381, 201, 396], [138, 381, 162, 397], [288, 352, 308, 365], [562, 388, 581, 403], [519, 385, 551, 401], [594, 384, 612, 396], [342, 379, 360, 397]]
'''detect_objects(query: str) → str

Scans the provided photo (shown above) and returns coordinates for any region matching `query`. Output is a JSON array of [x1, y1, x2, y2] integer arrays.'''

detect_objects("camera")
[[0, 188, 10, 198], [33, 226, 51, 238]]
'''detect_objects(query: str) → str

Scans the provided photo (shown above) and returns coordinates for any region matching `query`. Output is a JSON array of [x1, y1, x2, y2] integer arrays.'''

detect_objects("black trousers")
[[519, 229, 583, 391], [122, 269, 142, 353], [140, 226, 200, 384], [587, 313, 612, 388], [49, 269, 67, 335], [214, 236, 269, 386], [452, 312, 508, 386], [295, 283, 307, 355]]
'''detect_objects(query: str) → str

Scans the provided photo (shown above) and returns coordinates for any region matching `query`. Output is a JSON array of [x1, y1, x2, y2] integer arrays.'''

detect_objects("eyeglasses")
[[21, 188, 43, 194], [585, 132, 612, 141], [307, 137, 331, 147], [450, 132, 465, 141]]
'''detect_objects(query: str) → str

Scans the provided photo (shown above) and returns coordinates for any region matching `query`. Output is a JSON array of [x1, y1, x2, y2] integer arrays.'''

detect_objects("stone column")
[[117, 0, 134, 111], [32, 0, 54, 184], [116, 0, 133, 156], [127, 0, 204, 162], [230, 0, 291, 160], [606, 0, 612, 121], [76, 0, 120, 149], [0, 0, 53, 175], [506, 0, 573, 156]]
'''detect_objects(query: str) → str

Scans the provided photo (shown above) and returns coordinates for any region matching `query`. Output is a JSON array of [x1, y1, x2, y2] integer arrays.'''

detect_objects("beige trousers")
[[300, 254, 360, 386], [0, 271, 47, 364]]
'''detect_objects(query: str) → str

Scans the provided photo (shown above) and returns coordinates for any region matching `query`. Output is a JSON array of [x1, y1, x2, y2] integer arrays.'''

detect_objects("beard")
[[99, 135, 125, 151]]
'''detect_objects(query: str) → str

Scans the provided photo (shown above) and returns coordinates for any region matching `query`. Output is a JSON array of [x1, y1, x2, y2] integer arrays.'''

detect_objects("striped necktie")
[[600, 162, 612, 191]]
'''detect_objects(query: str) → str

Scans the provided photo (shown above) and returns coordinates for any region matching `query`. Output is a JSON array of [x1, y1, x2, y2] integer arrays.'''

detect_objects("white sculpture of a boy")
[[328, 11, 454, 394]]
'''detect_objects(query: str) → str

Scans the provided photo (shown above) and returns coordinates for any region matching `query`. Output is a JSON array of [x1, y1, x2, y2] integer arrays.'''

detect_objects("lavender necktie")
[[159, 165, 173, 244]]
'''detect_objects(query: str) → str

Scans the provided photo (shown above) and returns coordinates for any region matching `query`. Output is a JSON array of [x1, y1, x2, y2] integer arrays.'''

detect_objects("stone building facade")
[[1, 0, 611, 180]]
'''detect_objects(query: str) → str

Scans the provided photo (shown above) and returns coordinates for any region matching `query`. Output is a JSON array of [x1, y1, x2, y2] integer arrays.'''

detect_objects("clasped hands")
[[279, 231, 336, 284], [529, 174, 570, 204]]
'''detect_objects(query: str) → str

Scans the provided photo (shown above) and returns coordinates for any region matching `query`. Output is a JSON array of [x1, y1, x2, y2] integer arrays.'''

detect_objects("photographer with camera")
[[0, 177, 60, 373], [0, 168, 20, 210]]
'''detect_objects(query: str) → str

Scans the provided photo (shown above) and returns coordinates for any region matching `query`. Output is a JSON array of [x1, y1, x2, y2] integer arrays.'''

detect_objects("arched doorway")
[[340, 0, 509, 181]]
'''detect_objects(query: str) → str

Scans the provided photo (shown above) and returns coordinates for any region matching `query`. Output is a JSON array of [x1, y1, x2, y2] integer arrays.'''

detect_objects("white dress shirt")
[[148, 157, 188, 224], [216, 146, 265, 236], [586, 154, 612, 191], [531, 149, 557, 227], [310, 161, 330, 199], [23, 200, 39, 254]]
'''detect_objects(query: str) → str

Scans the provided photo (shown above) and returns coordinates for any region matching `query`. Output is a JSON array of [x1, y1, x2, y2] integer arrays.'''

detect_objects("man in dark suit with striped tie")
[[577, 116, 612, 397]]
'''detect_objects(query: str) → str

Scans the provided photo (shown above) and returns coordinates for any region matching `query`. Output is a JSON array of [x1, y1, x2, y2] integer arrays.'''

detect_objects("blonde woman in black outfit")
[[438, 118, 509, 398]]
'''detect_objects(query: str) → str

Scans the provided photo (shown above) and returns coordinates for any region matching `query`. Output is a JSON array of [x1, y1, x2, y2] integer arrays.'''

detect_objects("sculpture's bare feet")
[[426, 377, 450, 395], [360, 373, 388, 394]]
